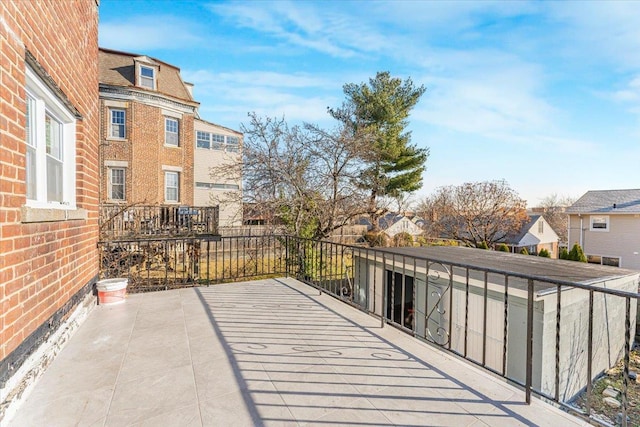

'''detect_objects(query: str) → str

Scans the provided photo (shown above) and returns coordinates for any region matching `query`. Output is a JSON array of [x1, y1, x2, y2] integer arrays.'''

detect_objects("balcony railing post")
[[525, 278, 534, 404]]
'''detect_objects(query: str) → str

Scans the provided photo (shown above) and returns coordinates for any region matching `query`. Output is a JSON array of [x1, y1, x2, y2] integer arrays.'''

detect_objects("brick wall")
[[0, 1, 99, 362], [100, 99, 195, 205]]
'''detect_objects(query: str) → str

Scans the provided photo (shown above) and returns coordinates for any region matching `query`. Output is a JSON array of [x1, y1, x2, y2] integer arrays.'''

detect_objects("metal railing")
[[97, 234, 640, 426], [99, 204, 219, 240]]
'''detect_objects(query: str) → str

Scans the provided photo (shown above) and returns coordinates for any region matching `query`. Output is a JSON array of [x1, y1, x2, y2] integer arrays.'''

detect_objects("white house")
[[501, 215, 560, 257]]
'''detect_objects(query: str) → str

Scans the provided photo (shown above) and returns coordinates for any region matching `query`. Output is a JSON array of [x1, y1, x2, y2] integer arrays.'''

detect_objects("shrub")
[[477, 241, 489, 250], [393, 232, 414, 247], [559, 248, 569, 260], [519, 247, 529, 255], [364, 231, 387, 247], [568, 243, 587, 262], [538, 248, 550, 258], [497, 243, 510, 252]]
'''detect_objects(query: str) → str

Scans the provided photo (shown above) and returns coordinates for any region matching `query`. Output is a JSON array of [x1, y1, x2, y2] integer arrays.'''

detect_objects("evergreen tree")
[[559, 247, 569, 260], [568, 243, 587, 262], [497, 243, 510, 252], [538, 248, 551, 258], [329, 72, 429, 229], [520, 247, 529, 255]]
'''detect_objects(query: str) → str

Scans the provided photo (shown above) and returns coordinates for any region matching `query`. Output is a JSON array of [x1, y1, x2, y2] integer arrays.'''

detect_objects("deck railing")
[[97, 234, 640, 426], [99, 204, 219, 240]]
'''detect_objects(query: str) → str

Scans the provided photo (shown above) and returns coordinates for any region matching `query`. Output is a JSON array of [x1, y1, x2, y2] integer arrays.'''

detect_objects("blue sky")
[[99, 0, 640, 207]]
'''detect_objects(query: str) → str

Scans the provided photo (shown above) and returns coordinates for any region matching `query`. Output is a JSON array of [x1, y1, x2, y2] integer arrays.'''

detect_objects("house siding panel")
[[568, 214, 640, 270]]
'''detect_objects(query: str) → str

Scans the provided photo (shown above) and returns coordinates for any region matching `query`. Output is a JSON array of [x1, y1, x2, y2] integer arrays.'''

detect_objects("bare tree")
[[428, 180, 528, 248], [535, 194, 575, 243], [214, 112, 369, 239]]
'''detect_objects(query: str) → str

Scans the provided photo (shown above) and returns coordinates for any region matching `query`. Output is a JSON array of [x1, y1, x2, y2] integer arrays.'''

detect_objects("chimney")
[[184, 82, 194, 98]]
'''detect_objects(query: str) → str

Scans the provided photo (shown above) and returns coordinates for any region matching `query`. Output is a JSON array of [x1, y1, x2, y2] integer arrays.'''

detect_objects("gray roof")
[[566, 189, 640, 214], [373, 245, 638, 292]]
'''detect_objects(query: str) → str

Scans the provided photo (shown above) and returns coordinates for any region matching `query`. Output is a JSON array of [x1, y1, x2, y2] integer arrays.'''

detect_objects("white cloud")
[[207, 1, 392, 59], [99, 15, 203, 51]]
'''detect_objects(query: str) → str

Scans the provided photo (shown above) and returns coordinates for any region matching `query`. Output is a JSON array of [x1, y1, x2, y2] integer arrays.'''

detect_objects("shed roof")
[[566, 189, 640, 214], [373, 245, 638, 292], [99, 48, 195, 103]]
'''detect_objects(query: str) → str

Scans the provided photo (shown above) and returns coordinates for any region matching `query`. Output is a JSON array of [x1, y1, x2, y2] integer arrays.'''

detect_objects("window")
[[165, 118, 179, 146], [139, 65, 155, 90], [196, 131, 210, 149], [165, 171, 179, 202], [227, 136, 239, 152], [195, 182, 239, 190], [212, 133, 225, 150], [587, 254, 621, 267], [538, 221, 544, 233], [25, 65, 76, 208], [109, 168, 125, 201], [590, 215, 609, 231], [110, 109, 126, 138]]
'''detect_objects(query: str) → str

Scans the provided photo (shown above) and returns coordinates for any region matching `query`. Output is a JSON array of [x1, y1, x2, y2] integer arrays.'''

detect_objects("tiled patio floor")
[[9, 277, 588, 426]]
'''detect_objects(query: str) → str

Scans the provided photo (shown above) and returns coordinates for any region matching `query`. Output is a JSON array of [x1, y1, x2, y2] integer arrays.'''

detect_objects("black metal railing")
[[99, 204, 219, 239], [97, 234, 640, 426]]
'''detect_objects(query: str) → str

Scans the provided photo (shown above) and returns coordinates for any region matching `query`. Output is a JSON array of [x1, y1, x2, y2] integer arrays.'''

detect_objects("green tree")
[[520, 247, 529, 255], [393, 232, 414, 247], [559, 247, 569, 260], [477, 241, 489, 250], [497, 243, 510, 252], [568, 243, 587, 262], [329, 72, 429, 229], [538, 248, 551, 258]]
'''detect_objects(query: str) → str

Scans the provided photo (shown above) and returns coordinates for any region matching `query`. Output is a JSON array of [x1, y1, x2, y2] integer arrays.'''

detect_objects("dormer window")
[[139, 66, 155, 90]]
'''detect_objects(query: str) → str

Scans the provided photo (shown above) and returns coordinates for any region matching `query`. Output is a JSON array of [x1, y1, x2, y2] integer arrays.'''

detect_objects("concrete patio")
[[9, 277, 588, 426]]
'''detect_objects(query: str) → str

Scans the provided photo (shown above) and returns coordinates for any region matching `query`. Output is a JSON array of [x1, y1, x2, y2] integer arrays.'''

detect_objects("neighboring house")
[[500, 214, 560, 257], [0, 1, 100, 421], [194, 118, 242, 227], [99, 48, 199, 205], [567, 189, 640, 270], [358, 213, 425, 239]]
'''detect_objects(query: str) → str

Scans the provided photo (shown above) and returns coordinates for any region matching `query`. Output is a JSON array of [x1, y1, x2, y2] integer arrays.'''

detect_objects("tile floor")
[[9, 277, 589, 426]]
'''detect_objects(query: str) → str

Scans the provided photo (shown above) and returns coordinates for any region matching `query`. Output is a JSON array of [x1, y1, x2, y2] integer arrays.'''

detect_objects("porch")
[[8, 278, 587, 426]]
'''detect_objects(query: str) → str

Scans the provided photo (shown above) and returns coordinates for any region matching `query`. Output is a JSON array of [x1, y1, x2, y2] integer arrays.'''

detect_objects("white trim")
[[24, 66, 76, 210], [161, 165, 182, 172], [161, 108, 182, 119], [589, 215, 610, 232], [105, 160, 129, 167], [103, 99, 127, 108]]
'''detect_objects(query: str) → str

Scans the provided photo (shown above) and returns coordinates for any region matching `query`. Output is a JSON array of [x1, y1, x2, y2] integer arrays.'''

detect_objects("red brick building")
[[0, 0, 100, 419], [99, 48, 199, 205]]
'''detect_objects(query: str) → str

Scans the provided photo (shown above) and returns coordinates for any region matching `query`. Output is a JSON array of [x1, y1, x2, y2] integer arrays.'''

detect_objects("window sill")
[[164, 144, 181, 149], [106, 137, 128, 142], [21, 206, 88, 223]]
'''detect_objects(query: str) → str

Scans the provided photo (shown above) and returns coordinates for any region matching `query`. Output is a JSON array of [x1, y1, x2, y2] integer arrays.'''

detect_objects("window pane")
[[212, 134, 224, 150], [165, 172, 179, 202], [140, 66, 154, 89], [141, 67, 154, 77], [46, 113, 62, 160], [111, 109, 125, 138], [196, 131, 210, 149], [47, 156, 63, 202], [26, 146, 36, 199], [165, 118, 179, 146]]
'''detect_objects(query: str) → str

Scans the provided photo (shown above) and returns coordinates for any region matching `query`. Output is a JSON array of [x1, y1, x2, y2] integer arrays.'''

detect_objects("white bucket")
[[96, 278, 128, 305]]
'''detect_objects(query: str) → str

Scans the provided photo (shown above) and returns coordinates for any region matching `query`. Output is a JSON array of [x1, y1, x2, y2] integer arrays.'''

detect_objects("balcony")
[[9, 278, 587, 426], [9, 235, 640, 425]]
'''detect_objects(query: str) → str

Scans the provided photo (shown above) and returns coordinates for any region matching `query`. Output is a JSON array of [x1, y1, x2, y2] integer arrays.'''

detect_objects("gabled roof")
[[566, 189, 640, 214], [99, 48, 195, 103]]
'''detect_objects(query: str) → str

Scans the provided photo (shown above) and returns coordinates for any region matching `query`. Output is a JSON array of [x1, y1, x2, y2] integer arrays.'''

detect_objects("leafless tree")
[[427, 180, 529, 248], [212, 112, 370, 239], [535, 194, 576, 243]]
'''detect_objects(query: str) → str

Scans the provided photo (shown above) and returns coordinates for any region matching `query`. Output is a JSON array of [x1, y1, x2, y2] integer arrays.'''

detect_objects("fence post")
[[525, 278, 534, 404]]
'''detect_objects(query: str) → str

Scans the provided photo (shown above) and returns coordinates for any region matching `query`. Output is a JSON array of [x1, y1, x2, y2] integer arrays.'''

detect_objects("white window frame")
[[165, 117, 179, 147], [165, 171, 180, 203], [590, 215, 609, 232], [196, 131, 210, 149], [110, 108, 126, 139], [108, 167, 126, 201], [25, 66, 76, 209], [139, 65, 156, 90]]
